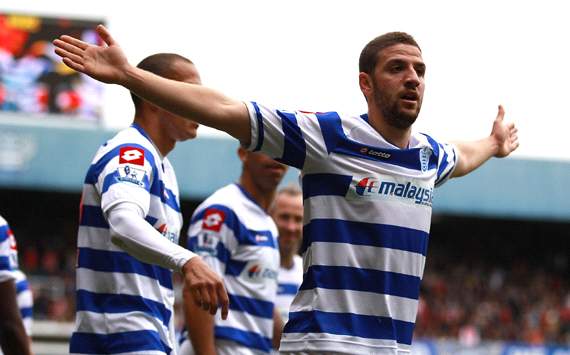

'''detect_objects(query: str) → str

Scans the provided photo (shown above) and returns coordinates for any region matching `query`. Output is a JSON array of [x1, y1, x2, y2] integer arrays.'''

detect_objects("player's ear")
[[237, 147, 248, 163], [359, 72, 373, 100]]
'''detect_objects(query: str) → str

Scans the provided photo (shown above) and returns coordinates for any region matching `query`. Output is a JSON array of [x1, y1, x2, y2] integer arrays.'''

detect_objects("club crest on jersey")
[[419, 147, 432, 172], [119, 147, 145, 166], [202, 209, 225, 232], [195, 232, 220, 256], [349, 175, 433, 206], [117, 164, 146, 187]]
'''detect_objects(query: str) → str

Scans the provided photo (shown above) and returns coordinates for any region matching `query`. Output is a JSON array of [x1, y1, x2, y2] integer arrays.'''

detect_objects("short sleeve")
[[0, 218, 17, 283], [95, 145, 156, 215], [434, 142, 459, 188], [245, 101, 329, 170]]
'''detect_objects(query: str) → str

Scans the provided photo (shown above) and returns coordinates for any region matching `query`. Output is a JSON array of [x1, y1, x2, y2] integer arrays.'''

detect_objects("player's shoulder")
[[198, 184, 243, 211], [0, 215, 7, 227], [93, 126, 160, 166]]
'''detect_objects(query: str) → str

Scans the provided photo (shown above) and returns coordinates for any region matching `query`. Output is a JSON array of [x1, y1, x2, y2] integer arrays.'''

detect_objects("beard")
[[372, 79, 421, 129]]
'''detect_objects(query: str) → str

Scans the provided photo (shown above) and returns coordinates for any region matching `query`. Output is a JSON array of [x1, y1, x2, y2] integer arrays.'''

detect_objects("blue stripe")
[[284, 310, 415, 345], [278, 283, 300, 295], [316, 112, 438, 171], [435, 147, 457, 187], [301, 218, 429, 256], [437, 148, 449, 179], [69, 330, 171, 354], [20, 307, 32, 319], [302, 173, 353, 199], [84, 143, 157, 185], [76, 289, 172, 328], [145, 215, 158, 226], [0, 225, 10, 242], [15, 279, 29, 294], [229, 293, 274, 319], [79, 205, 110, 229], [215, 326, 272, 352], [251, 102, 265, 152], [0, 256, 11, 271], [225, 258, 248, 276], [191, 205, 276, 248], [77, 247, 173, 289], [276, 110, 306, 169], [149, 180, 181, 212], [422, 133, 440, 158], [300, 265, 421, 300]]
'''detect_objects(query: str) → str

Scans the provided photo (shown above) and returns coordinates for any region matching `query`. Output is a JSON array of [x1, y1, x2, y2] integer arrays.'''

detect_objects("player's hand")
[[182, 256, 230, 320], [53, 24, 130, 85], [490, 105, 519, 158]]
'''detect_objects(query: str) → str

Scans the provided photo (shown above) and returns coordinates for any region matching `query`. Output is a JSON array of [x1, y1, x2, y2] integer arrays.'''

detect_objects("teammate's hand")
[[53, 24, 130, 85], [490, 105, 519, 158], [182, 256, 230, 320]]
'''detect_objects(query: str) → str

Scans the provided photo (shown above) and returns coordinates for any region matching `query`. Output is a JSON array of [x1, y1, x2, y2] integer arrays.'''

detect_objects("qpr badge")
[[419, 147, 432, 172]]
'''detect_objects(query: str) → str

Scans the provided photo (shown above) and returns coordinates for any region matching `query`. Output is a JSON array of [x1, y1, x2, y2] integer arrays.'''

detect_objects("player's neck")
[[238, 176, 276, 212], [134, 117, 174, 157], [280, 253, 295, 269], [367, 110, 412, 149]]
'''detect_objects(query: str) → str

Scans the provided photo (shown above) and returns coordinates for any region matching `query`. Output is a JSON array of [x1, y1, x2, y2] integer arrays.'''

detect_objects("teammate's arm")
[[106, 202, 229, 318], [272, 307, 283, 350], [0, 280, 32, 355], [53, 25, 251, 145], [182, 283, 216, 355], [451, 105, 519, 178]]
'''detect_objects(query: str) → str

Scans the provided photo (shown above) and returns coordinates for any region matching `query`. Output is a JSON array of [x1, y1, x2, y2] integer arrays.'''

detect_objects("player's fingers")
[[207, 284, 219, 316], [190, 287, 202, 307], [54, 47, 84, 66], [217, 282, 230, 320], [199, 286, 211, 312], [59, 35, 89, 50], [496, 105, 505, 121], [96, 24, 117, 46], [53, 38, 85, 57], [62, 58, 85, 73]]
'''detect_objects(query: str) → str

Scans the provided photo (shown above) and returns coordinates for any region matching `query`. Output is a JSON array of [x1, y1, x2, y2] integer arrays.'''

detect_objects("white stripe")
[[310, 242, 425, 278], [304, 195, 431, 233], [16, 289, 33, 309], [224, 275, 278, 302], [213, 309, 273, 338], [81, 184, 100, 206], [77, 226, 121, 251], [290, 288, 418, 323], [76, 268, 173, 305], [75, 311, 174, 348], [280, 331, 410, 353], [254, 103, 285, 159]]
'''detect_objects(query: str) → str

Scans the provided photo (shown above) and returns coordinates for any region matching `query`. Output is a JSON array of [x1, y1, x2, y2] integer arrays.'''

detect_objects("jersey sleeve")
[[244, 101, 330, 170], [434, 141, 459, 188], [0, 218, 17, 283], [94, 145, 156, 216], [186, 205, 242, 276]]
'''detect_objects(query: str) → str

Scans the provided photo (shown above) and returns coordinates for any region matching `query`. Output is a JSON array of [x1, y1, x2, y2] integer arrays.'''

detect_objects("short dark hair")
[[130, 53, 194, 111], [359, 32, 421, 75]]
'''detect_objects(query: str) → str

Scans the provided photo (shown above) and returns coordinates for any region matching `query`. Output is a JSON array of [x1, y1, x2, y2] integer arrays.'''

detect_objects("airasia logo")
[[119, 147, 145, 166]]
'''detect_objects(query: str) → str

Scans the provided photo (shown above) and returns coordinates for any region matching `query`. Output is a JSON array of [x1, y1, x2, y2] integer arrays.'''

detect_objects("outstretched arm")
[[53, 25, 251, 145], [451, 105, 519, 178]]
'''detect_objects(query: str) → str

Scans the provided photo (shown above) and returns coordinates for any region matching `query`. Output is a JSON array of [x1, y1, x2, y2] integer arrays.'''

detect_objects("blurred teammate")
[[54, 28, 519, 354], [0, 215, 32, 355], [269, 185, 303, 323], [67, 53, 228, 355], [179, 148, 286, 355]]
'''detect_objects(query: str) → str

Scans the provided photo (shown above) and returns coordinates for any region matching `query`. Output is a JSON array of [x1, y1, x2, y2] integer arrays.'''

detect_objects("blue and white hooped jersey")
[[245, 102, 458, 354], [186, 184, 280, 354], [70, 124, 183, 355], [0, 216, 33, 336], [275, 255, 303, 323]]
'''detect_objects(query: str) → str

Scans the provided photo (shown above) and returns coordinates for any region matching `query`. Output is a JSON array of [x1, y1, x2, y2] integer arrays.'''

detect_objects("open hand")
[[491, 105, 519, 158], [53, 24, 130, 85], [182, 256, 229, 320]]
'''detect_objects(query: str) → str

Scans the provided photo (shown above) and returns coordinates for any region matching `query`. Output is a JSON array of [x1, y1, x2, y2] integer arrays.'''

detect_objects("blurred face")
[[241, 149, 288, 193], [160, 61, 201, 141], [368, 43, 425, 129], [271, 193, 303, 257]]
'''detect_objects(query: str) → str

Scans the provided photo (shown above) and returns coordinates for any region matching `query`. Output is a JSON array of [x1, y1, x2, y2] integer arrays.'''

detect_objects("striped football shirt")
[[245, 102, 458, 354], [70, 123, 183, 355]]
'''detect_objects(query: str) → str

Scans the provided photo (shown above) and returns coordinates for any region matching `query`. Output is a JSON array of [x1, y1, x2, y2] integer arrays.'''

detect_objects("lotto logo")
[[119, 147, 145, 166], [202, 209, 225, 232]]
